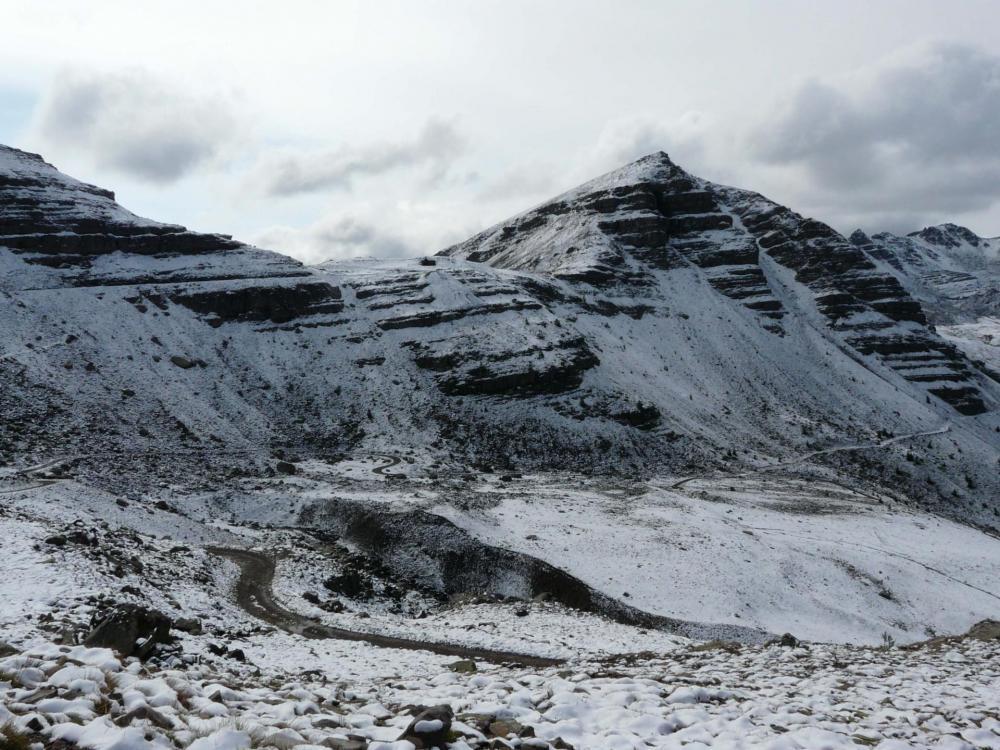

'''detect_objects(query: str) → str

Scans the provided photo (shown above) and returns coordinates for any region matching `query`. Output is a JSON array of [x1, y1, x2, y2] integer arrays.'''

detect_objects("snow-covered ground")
[[3, 629, 999, 750], [429, 474, 1000, 645], [3, 355, 1000, 750], [157, 464, 1000, 647], [8, 451, 998, 653]]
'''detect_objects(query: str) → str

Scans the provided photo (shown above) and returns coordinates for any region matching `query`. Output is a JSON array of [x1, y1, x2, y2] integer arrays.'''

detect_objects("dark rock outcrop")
[[171, 283, 344, 325], [397, 704, 454, 749], [0, 146, 241, 262], [84, 604, 172, 658]]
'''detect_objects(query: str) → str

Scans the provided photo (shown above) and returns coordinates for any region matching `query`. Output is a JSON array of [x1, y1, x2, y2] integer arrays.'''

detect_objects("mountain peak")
[[908, 223, 985, 249], [0, 142, 119, 203], [0, 141, 163, 235], [567, 150, 689, 197], [437, 151, 707, 282], [616, 149, 679, 173], [441, 151, 996, 415]]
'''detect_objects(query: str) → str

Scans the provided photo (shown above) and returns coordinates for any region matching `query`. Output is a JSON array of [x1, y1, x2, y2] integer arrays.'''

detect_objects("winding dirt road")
[[0, 456, 74, 494], [671, 424, 951, 489], [371, 454, 404, 478], [208, 546, 563, 667]]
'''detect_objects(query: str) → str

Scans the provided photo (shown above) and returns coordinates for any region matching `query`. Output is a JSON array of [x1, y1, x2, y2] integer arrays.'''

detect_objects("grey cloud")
[[256, 216, 415, 264], [258, 119, 466, 196], [313, 217, 412, 258], [35, 69, 236, 183], [752, 43, 1000, 228]]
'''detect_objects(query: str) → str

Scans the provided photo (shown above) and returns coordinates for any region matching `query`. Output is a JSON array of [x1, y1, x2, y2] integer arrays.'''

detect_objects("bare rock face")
[[0, 144, 305, 288], [854, 222, 1000, 326], [441, 154, 790, 333], [850, 223, 1000, 414], [0, 145, 241, 263], [170, 282, 344, 325], [966, 619, 1000, 641]]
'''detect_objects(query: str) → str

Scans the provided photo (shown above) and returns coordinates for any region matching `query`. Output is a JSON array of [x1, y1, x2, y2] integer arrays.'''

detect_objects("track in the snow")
[[208, 546, 564, 668], [671, 424, 951, 489]]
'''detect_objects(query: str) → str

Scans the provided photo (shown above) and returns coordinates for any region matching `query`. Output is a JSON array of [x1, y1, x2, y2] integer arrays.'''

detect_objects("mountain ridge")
[[1, 144, 999, 529], [443, 151, 994, 416]]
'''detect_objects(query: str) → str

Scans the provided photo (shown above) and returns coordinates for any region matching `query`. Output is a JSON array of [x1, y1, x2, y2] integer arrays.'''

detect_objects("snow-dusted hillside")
[[2, 145, 998, 525], [852, 224, 1000, 409], [3, 144, 1000, 748], [3, 464, 1000, 750]]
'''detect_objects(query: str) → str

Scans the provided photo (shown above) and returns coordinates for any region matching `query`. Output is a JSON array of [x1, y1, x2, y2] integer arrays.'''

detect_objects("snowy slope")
[[5, 460, 1000, 650], [2, 145, 999, 525], [939, 317, 1000, 378], [4, 140, 1000, 719]]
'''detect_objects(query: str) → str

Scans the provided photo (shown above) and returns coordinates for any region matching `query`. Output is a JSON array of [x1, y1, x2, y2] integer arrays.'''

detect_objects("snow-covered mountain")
[[851, 223, 1000, 326], [2, 145, 999, 523], [850, 223, 1000, 386]]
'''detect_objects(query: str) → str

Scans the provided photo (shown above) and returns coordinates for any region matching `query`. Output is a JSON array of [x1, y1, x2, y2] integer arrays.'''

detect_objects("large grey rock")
[[398, 704, 453, 749], [84, 604, 172, 658]]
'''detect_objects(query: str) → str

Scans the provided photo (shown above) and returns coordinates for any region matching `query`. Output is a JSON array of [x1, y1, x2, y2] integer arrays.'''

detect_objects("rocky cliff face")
[[2, 146, 999, 522], [440, 155, 788, 335]]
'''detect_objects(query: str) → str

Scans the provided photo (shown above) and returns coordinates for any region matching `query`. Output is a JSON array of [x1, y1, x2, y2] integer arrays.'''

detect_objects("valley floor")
[[2, 457, 1000, 749]]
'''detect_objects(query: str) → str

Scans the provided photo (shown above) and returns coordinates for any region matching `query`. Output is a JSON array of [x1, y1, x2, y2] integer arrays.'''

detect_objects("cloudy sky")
[[2, 1, 999, 262]]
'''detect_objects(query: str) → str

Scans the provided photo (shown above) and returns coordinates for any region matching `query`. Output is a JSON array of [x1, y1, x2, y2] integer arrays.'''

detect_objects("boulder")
[[114, 705, 173, 729], [398, 704, 453, 749], [65, 528, 98, 546], [323, 570, 371, 598], [448, 659, 477, 674], [84, 604, 172, 658], [967, 619, 1000, 641], [275, 460, 297, 475], [320, 738, 367, 750], [778, 633, 799, 648], [169, 355, 196, 369], [174, 617, 203, 635], [488, 718, 530, 738]]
